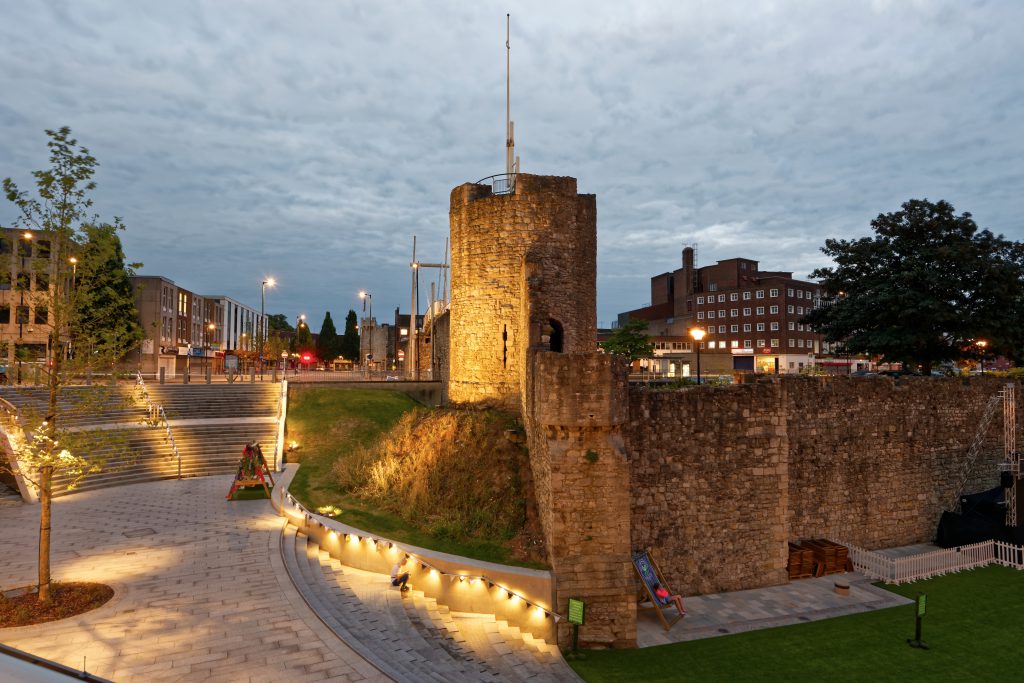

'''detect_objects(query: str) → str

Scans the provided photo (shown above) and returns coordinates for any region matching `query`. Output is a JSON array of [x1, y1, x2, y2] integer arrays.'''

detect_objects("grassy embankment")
[[570, 565, 1024, 682], [285, 387, 545, 567]]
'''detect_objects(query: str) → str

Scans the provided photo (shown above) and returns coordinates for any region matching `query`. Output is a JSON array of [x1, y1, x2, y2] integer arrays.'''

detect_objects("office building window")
[[718, 294, 726, 303], [756, 290, 765, 299], [757, 323, 765, 331], [731, 340, 739, 348], [697, 296, 704, 304], [789, 338, 796, 347], [730, 324, 738, 332], [34, 306, 48, 324], [743, 291, 751, 300], [770, 305, 779, 314], [718, 325, 726, 333], [770, 322, 779, 331], [730, 309, 738, 317], [757, 339, 765, 347], [770, 288, 779, 297], [788, 322, 795, 330], [743, 339, 752, 348], [743, 307, 751, 315], [770, 338, 779, 347], [697, 311, 704, 319], [787, 305, 795, 313], [787, 288, 794, 297], [756, 306, 764, 315], [743, 323, 751, 332], [730, 293, 738, 301]]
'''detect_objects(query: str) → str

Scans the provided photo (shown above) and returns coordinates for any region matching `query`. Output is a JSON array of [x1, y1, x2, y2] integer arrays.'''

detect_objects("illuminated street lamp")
[[976, 339, 988, 376], [359, 291, 373, 376], [206, 322, 216, 377], [689, 327, 706, 385], [260, 277, 276, 379]]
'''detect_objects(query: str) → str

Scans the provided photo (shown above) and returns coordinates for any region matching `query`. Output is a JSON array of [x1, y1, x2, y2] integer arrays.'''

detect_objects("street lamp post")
[[977, 339, 988, 376], [16, 231, 33, 384], [206, 322, 215, 378], [295, 314, 306, 374], [689, 327, 706, 385], [260, 278, 276, 380], [359, 291, 372, 377]]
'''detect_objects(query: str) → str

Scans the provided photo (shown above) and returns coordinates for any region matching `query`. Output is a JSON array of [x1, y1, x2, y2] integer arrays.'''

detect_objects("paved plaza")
[[0, 476, 386, 682], [1, 474, 918, 680]]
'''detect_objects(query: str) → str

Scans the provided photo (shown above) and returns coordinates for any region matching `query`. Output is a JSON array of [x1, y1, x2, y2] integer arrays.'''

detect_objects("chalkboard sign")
[[568, 598, 585, 626]]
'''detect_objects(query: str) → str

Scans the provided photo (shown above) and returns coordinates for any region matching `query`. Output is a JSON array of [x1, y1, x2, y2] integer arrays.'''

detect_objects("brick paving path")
[[0, 476, 387, 682]]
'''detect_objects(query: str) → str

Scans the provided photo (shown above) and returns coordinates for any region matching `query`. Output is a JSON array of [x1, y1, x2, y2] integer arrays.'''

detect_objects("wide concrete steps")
[[50, 423, 278, 496], [281, 526, 574, 683], [0, 386, 146, 428]]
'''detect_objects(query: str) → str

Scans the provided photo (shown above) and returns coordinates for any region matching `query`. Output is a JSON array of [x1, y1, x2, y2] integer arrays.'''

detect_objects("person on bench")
[[391, 559, 410, 592], [653, 582, 685, 615]]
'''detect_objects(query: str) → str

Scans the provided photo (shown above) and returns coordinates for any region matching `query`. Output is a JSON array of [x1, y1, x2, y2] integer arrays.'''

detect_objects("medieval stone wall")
[[448, 175, 596, 410], [626, 376, 1010, 597], [525, 351, 636, 649]]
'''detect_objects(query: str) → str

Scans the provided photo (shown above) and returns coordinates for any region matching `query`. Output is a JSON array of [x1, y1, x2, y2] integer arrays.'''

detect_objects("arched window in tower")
[[546, 319, 564, 353]]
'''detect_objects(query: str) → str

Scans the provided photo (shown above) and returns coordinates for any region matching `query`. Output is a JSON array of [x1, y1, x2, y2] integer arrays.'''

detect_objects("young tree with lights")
[[2, 127, 143, 603]]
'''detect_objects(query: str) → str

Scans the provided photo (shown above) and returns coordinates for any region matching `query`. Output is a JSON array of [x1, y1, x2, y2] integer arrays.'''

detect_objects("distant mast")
[[506, 13, 519, 177]]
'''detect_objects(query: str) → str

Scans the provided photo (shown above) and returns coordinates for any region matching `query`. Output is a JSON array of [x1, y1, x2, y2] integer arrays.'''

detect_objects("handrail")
[[136, 371, 181, 479], [473, 172, 517, 195]]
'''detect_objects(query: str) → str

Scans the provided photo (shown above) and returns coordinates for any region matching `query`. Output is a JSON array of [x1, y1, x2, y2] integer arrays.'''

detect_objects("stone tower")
[[448, 174, 597, 410]]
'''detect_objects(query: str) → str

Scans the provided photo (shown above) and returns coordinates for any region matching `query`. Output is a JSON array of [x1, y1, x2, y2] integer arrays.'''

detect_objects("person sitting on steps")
[[653, 582, 685, 615], [391, 559, 410, 593]]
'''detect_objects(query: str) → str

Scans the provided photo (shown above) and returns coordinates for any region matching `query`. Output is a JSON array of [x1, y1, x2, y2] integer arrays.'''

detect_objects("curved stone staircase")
[[281, 525, 578, 682]]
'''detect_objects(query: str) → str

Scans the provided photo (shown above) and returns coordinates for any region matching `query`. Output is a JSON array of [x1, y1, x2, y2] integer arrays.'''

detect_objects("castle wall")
[[448, 175, 596, 410], [626, 377, 1009, 596], [525, 351, 636, 648]]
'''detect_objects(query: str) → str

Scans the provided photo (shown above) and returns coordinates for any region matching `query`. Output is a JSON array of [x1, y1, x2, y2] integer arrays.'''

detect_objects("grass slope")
[[570, 565, 1024, 682], [285, 387, 543, 566]]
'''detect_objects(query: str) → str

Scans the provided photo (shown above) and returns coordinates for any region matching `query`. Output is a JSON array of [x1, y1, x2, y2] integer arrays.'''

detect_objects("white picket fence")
[[843, 539, 1024, 584]]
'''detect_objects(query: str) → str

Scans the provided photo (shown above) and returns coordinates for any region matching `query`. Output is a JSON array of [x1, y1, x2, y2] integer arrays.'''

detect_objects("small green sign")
[[917, 594, 927, 618], [568, 598, 585, 626]]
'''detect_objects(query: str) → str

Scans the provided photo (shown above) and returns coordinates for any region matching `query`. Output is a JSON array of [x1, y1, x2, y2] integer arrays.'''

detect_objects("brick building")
[[619, 247, 826, 374], [0, 227, 59, 377]]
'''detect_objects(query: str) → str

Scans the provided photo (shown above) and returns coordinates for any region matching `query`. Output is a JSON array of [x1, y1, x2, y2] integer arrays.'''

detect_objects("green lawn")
[[285, 387, 535, 565], [570, 565, 1024, 682]]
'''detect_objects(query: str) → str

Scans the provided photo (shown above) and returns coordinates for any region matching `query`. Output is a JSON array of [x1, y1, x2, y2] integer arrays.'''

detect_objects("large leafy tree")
[[2, 127, 144, 603], [600, 319, 654, 362], [340, 309, 360, 362], [293, 318, 315, 356], [316, 311, 340, 362], [803, 199, 1024, 374], [267, 313, 294, 333]]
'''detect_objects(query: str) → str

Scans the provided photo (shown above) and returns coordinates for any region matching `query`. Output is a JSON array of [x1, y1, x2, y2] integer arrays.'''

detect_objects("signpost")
[[567, 598, 585, 659], [907, 592, 928, 649]]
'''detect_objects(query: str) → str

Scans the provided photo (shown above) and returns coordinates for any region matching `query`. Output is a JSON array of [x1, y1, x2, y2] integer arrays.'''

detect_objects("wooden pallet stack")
[[787, 542, 816, 579], [788, 539, 849, 579]]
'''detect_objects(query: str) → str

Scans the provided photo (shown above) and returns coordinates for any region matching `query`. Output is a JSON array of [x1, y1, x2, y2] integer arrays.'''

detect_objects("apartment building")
[[133, 278, 262, 377], [619, 247, 825, 374], [0, 227, 59, 373]]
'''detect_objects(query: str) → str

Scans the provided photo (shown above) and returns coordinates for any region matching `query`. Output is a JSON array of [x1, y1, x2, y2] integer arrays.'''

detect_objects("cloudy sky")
[[1, 1, 1021, 328]]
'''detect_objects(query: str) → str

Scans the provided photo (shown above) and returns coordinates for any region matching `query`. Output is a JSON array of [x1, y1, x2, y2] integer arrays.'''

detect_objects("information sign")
[[568, 598, 585, 626]]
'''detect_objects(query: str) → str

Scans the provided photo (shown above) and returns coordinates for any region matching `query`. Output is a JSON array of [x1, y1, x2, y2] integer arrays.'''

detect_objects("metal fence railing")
[[135, 371, 181, 478]]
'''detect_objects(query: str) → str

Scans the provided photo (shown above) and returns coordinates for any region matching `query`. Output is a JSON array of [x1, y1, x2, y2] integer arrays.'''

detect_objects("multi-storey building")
[[619, 247, 825, 374], [133, 278, 261, 378], [0, 227, 59, 375]]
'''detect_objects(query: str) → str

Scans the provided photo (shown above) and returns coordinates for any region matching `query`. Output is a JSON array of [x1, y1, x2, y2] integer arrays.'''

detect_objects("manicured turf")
[[285, 387, 530, 565], [569, 565, 1024, 682]]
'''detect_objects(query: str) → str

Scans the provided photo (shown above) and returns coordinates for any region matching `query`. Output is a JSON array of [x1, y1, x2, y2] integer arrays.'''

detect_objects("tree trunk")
[[40, 331, 60, 604], [38, 465, 52, 603]]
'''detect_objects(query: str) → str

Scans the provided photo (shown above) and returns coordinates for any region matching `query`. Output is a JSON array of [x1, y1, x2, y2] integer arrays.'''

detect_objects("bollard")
[[249, 367, 256, 383], [206, 366, 212, 384], [159, 367, 165, 384]]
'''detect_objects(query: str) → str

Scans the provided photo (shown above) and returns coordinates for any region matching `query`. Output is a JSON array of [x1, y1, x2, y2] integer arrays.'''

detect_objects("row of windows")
[[705, 322, 815, 334], [696, 287, 817, 305], [698, 303, 815, 319], [0, 239, 52, 258], [653, 341, 693, 351], [0, 304, 47, 325], [703, 338, 817, 350]]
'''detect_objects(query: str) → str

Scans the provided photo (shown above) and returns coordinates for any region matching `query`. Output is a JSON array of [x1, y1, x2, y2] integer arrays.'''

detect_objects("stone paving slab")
[[637, 572, 913, 647], [0, 475, 388, 682]]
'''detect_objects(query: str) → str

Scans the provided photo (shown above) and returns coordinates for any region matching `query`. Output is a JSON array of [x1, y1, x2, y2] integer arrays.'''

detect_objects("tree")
[[267, 313, 294, 333], [74, 223, 143, 364], [294, 318, 314, 356], [2, 127, 143, 603], [600, 319, 654, 362], [803, 199, 1024, 374], [316, 311, 340, 362], [340, 309, 360, 362]]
